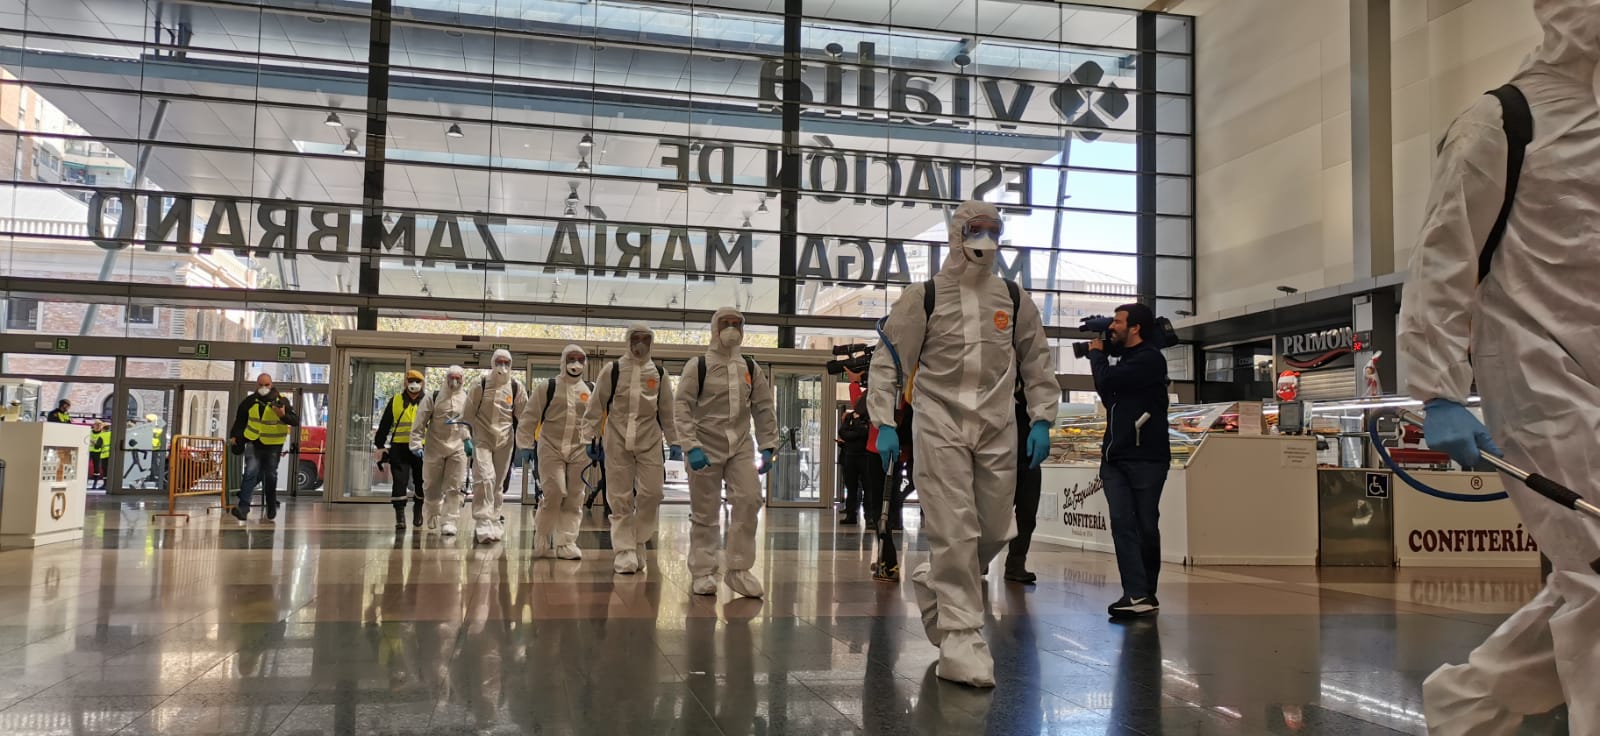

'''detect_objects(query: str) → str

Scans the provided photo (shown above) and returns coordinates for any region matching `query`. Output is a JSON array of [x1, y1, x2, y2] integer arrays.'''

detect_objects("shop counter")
[[0, 422, 89, 548], [1034, 433, 1319, 566], [1390, 470, 1536, 567]]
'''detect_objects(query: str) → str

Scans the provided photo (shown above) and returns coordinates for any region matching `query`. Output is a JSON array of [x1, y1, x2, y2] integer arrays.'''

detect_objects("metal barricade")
[[154, 435, 229, 523]]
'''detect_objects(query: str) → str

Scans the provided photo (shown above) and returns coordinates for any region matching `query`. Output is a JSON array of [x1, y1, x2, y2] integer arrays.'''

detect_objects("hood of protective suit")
[[940, 200, 1001, 281], [708, 306, 745, 362], [444, 366, 466, 394], [624, 322, 654, 362], [1521, 0, 1600, 79], [559, 343, 587, 382]]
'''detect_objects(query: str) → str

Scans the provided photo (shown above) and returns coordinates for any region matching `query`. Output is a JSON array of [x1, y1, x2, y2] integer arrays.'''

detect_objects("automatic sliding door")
[[339, 354, 408, 500], [766, 368, 830, 508]]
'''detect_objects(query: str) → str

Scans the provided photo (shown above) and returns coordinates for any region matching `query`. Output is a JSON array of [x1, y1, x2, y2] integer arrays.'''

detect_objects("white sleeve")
[[1398, 97, 1511, 405], [868, 282, 929, 428], [409, 394, 433, 454]]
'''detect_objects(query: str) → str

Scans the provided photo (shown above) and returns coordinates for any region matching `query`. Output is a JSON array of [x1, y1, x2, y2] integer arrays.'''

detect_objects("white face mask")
[[629, 339, 649, 358], [963, 235, 998, 268], [564, 361, 584, 377], [719, 326, 742, 349], [407, 382, 422, 393], [494, 364, 510, 377], [257, 386, 271, 397], [447, 378, 463, 391]]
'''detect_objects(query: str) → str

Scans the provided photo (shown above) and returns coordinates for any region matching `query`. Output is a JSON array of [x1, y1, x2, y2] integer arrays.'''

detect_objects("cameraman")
[[228, 373, 300, 523], [1087, 303, 1170, 619], [837, 369, 870, 526]]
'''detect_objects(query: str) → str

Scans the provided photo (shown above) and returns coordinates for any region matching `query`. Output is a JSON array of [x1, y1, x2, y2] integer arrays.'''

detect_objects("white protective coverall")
[[868, 200, 1058, 687], [584, 324, 678, 575], [1398, 2, 1600, 731], [465, 349, 527, 543], [409, 367, 471, 536], [674, 307, 780, 598], [516, 344, 592, 560]]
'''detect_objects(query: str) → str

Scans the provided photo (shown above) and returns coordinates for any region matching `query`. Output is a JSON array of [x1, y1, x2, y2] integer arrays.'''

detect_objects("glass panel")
[[767, 368, 827, 506], [1156, 256, 1193, 298], [1156, 216, 1191, 256], [1155, 54, 1191, 95], [1155, 15, 1193, 54], [120, 388, 173, 492], [342, 356, 407, 500]]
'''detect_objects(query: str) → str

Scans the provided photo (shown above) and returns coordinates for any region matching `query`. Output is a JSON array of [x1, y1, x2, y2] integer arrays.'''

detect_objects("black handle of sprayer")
[[1526, 473, 1586, 511]]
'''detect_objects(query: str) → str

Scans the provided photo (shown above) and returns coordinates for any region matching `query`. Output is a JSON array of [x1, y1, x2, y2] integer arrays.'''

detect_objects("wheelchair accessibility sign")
[[1366, 472, 1391, 499]]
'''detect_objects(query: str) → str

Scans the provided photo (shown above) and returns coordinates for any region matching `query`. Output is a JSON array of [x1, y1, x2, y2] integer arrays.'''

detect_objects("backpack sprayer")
[[869, 317, 904, 583]]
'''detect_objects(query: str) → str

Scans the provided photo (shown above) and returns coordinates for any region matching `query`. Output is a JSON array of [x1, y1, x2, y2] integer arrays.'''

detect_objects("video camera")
[[825, 342, 875, 377], [1071, 313, 1180, 359]]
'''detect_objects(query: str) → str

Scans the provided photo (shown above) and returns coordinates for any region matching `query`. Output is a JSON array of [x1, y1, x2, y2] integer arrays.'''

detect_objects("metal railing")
[[153, 435, 228, 523]]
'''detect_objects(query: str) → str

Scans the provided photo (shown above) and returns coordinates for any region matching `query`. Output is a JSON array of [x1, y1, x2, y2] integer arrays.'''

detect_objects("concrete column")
[[1350, 0, 1394, 279]]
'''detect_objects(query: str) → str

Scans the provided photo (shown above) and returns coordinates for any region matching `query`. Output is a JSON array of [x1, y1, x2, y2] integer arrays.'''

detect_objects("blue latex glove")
[[517, 447, 536, 465], [1026, 420, 1052, 469], [759, 449, 775, 475], [586, 440, 604, 462], [1423, 399, 1503, 468], [876, 425, 899, 473], [687, 447, 710, 471]]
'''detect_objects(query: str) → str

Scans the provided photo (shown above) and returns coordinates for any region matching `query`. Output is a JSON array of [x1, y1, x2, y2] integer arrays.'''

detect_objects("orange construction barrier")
[[153, 435, 229, 522]]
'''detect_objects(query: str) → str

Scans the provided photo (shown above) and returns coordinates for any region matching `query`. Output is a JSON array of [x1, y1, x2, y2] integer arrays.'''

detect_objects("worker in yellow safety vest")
[[375, 370, 427, 531], [89, 420, 111, 489], [228, 373, 299, 523]]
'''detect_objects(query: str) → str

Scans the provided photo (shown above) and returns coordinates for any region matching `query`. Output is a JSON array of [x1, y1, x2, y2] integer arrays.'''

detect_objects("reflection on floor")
[[0, 497, 1570, 735]]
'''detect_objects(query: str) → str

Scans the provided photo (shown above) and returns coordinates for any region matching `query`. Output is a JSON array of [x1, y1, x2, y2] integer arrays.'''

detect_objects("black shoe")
[[412, 504, 424, 528], [266, 504, 278, 522], [841, 515, 858, 525], [1004, 568, 1037, 585], [230, 507, 248, 522], [1108, 596, 1158, 619], [864, 520, 878, 531]]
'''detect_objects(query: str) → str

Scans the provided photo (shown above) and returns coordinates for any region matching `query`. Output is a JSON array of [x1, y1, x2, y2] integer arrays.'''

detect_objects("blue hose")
[[1366, 419, 1507, 502]]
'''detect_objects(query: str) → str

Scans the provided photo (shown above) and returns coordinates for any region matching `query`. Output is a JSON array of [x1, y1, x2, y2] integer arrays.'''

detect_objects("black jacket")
[[1089, 342, 1170, 464], [229, 391, 301, 447], [373, 391, 423, 449], [839, 396, 871, 456]]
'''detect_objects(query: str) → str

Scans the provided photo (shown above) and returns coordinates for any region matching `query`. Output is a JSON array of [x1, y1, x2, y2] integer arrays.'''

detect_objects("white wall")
[[1192, 0, 1540, 315]]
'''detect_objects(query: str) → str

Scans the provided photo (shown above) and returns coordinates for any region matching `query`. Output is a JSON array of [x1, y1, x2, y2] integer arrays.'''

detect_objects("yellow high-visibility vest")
[[388, 394, 419, 445], [244, 402, 289, 446]]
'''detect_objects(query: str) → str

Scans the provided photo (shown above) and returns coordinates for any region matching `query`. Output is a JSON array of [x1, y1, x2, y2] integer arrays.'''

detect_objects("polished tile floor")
[[0, 497, 1570, 735]]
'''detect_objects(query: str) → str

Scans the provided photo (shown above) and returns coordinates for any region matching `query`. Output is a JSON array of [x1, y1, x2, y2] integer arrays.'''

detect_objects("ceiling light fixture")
[[578, 133, 594, 152], [564, 204, 577, 217], [324, 112, 342, 127], [343, 128, 361, 155], [756, 196, 769, 213], [576, 157, 590, 173], [689, 141, 703, 154], [824, 42, 844, 59], [446, 123, 464, 138], [741, 212, 751, 228], [1276, 285, 1299, 295]]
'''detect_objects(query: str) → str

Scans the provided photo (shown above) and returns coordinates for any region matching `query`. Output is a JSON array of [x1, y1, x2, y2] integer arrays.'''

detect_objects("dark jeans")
[[1009, 461, 1042, 571], [90, 456, 107, 485], [840, 451, 868, 517], [239, 442, 282, 514], [390, 450, 423, 512], [1101, 460, 1169, 599]]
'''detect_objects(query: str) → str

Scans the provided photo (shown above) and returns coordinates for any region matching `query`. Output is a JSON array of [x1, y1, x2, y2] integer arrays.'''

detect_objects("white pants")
[[914, 417, 1018, 632], [687, 453, 761, 578], [534, 442, 588, 546], [1424, 570, 1600, 735], [471, 440, 513, 524], [607, 443, 666, 553], [421, 450, 467, 521]]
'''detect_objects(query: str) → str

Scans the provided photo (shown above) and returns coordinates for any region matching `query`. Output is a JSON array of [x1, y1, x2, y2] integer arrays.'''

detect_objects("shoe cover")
[[556, 543, 583, 560], [531, 534, 556, 558], [691, 575, 719, 596], [911, 563, 943, 646], [490, 521, 506, 542], [936, 630, 995, 688], [426, 513, 439, 530], [725, 571, 765, 599], [614, 549, 639, 574], [474, 520, 494, 544], [441, 521, 457, 537]]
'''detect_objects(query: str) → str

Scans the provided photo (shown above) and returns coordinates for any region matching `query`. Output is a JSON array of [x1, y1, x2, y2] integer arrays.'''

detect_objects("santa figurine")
[[1276, 370, 1301, 402]]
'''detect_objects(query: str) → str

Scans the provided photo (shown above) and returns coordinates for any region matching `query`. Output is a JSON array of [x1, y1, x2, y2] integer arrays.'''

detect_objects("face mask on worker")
[[564, 360, 584, 378], [629, 336, 650, 359], [448, 378, 463, 391], [960, 219, 1002, 269], [719, 326, 742, 349], [257, 386, 271, 397], [407, 381, 422, 393], [494, 363, 510, 377]]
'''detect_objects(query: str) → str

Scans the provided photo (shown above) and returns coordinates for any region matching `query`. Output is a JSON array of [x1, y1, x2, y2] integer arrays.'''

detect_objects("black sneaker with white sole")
[[1108, 596, 1158, 618]]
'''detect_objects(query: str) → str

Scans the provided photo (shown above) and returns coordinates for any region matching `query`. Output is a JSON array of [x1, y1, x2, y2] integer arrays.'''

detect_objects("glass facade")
[[0, 0, 1193, 367]]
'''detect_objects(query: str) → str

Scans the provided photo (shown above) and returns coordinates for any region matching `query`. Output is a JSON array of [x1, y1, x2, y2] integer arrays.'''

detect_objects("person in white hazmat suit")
[[464, 349, 527, 544], [409, 365, 471, 537], [584, 324, 678, 575], [674, 307, 780, 598], [1399, 1, 1600, 731], [516, 345, 592, 560], [868, 200, 1058, 687]]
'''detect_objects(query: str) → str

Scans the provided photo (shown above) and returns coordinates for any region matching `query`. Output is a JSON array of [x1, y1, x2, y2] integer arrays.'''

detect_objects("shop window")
[[127, 304, 156, 325], [6, 298, 39, 330]]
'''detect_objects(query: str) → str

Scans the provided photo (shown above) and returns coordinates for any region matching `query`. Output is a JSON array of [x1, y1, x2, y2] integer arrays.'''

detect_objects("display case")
[[1048, 401, 1238, 468]]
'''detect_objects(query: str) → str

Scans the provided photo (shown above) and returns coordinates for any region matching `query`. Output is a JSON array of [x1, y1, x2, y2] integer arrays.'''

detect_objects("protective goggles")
[[717, 318, 744, 331], [962, 219, 1003, 240], [563, 353, 585, 364]]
